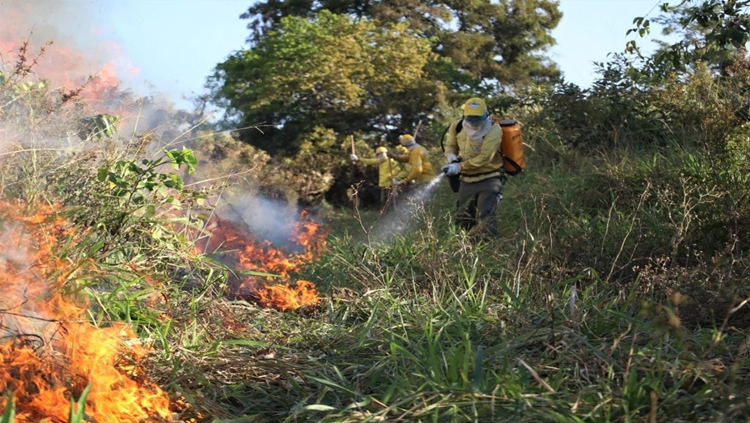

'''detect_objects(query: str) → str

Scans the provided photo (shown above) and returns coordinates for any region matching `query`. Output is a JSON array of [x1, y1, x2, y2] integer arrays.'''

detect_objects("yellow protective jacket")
[[393, 144, 436, 184], [359, 157, 409, 187], [444, 119, 504, 183]]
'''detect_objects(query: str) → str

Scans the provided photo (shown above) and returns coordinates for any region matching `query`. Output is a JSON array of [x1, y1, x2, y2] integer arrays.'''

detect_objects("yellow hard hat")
[[375, 146, 388, 154], [463, 97, 487, 117], [399, 134, 415, 145]]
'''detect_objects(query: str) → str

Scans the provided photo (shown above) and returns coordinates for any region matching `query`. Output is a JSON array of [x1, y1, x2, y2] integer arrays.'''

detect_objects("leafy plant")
[[68, 385, 92, 423], [78, 114, 121, 140], [0, 394, 15, 423]]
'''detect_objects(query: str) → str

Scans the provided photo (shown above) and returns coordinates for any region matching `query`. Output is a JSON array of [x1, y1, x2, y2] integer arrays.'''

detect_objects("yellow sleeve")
[[461, 125, 502, 172], [444, 119, 460, 159], [393, 160, 410, 180], [393, 154, 410, 163], [358, 157, 379, 166]]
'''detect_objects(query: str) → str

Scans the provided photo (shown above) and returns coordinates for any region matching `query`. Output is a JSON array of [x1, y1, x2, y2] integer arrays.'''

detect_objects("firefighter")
[[389, 134, 436, 187], [350, 146, 408, 208], [441, 97, 505, 237]]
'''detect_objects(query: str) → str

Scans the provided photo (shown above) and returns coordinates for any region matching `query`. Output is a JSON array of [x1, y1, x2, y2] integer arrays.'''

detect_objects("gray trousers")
[[456, 176, 504, 235]]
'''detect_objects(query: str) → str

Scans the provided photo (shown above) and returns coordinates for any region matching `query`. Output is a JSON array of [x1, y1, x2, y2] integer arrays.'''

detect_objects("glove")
[[350, 154, 359, 162], [441, 163, 461, 176], [446, 153, 458, 164], [386, 151, 394, 158]]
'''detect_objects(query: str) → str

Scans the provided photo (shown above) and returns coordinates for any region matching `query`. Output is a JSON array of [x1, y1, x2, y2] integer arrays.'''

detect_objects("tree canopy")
[[209, 10, 447, 155], [241, 0, 563, 92], [629, 0, 750, 78]]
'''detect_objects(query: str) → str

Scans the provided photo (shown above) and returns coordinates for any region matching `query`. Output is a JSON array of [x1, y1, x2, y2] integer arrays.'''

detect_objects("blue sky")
[[2, 0, 669, 110], [551, 0, 668, 84]]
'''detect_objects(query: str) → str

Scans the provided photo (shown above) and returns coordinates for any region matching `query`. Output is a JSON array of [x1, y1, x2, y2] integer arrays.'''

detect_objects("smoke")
[[0, 0, 139, 104], [0, 0, 182, 121], [216, 193, 307, 248], [0, 222, 54, 340], [0, 222, 32, 273], [0, 0, 98, 40], [0, 0, 201, 161]]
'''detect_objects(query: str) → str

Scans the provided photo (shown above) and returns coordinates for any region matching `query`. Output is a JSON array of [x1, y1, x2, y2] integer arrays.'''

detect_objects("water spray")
[[369, 173, 445, 245], [409, 173, 445, 203]]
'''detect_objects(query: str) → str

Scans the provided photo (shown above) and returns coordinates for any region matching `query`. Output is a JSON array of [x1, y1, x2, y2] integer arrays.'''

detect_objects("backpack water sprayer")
[[440, 117, 526, 192]]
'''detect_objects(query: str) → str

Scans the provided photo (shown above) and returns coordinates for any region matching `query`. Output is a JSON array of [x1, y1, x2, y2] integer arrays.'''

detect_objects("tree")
[[629, 0, 750, 77], [208, 10, 447, 156], [240, 0, 562, 93]]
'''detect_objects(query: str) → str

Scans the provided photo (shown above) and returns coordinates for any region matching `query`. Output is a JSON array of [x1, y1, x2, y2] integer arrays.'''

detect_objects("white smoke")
[[0, 222, 54, 340], [216, 192, 304, 247]]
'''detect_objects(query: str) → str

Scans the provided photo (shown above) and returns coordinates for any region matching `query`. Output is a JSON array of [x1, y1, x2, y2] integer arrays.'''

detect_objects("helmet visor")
[[464, 113, 488, 125]]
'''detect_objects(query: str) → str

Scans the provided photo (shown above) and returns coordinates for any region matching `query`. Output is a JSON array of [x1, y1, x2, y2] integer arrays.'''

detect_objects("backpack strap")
[[440, 118, 464, 152], [503, 157, 523, 174]]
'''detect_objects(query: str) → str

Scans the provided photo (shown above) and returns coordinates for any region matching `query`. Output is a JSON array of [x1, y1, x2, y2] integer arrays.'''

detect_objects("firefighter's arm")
[[460, 129, 502, 171], [444, 120, 460, 159], [391, 154, 410, 163], [358, 157, 379, 166], [393, 161, 410, 180]]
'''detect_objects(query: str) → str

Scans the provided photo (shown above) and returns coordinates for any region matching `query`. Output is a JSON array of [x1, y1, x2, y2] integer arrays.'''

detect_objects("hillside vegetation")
[[2, 1, 750, 422]]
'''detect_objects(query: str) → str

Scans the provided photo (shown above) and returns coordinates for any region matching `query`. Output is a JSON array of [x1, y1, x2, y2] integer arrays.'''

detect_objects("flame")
[[0, 1, 142, 120], [255, 280, 321, 311], [197, 210, 328, 311], [0, 38, 131, 113], [0, 201, 172, 422]]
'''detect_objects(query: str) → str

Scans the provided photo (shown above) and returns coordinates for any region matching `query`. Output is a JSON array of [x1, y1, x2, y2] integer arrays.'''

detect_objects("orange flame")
[[0, 201, 172, 422], [197, 210, 328, 311], [255, 280, 320, 311], [0, 1, 137, 110]]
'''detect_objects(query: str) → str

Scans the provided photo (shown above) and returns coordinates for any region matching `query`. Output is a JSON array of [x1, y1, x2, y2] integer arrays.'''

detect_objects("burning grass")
[[196, 211, 328, 311], [0, 201, 173, 422]]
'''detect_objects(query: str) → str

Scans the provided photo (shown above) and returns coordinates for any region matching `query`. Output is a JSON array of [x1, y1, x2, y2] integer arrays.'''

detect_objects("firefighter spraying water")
[[440, 96, 525, 239], [366, 97, 526, 244]]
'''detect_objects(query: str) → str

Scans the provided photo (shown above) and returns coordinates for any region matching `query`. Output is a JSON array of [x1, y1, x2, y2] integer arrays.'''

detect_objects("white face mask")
[[464, 119, 483, 130], [376, 153, 386, 163], [462, 116, 492, 142]]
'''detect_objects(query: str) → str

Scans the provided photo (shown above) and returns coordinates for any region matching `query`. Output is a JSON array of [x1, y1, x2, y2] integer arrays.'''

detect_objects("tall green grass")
[[3, 42, 750, 423], [188, 182, 748, 421]]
